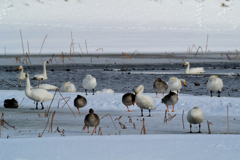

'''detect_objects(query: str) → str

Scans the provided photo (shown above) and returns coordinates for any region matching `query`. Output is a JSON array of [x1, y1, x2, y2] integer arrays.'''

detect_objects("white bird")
[[183, 61, 205, 74], [187, 106, 204, 133], [33, 61, 48, 80], [207, 75, 223, 97], [135, 85, 156, 117], [60, 81, 76, 92], [17, 65, 26, 86], [98, 89, 114, 93], [83, 75, 97, 95], [31, 84, 58, 90], [167, 77, 187, 93], [25, 73, 55, 110]]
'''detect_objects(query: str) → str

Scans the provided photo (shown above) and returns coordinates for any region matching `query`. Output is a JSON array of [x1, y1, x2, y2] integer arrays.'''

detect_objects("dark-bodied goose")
[[161, 91, 178, 112], [4, 98, 18, 108], [84, 108, 100, 133], [122, 93, 135, 112], [153, 78, 168, 98], [74, 95, 87, 114]]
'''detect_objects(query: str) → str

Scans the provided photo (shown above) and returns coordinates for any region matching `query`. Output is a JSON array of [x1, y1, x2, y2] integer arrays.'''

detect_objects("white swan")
[[187, 106, 204, 133], [183, 61, 205, 74], [167, 77, 187, 93], [33, 61, 48, 80], [60, 81, 76, 92], [83, 75, 97, 95], [97, 89, 114, 93], [25, 73, 55, 110], [135, 85, 156, 116], [207, 75, 223, 97], [31, 84, 58, 90], [17, 65, 26, 86]]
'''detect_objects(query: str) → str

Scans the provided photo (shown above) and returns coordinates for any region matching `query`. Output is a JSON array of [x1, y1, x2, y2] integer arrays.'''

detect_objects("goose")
[[31, 84, 58, 90], [25, 73, 55, 110], [135, 85, 156, 117], [17, 65, 26, 86], [33, 61, 48, 80], [74, 95, 87, 114], [153, 78, 168, 98], [4, 98, 18, 108], [206, 75, 223, 97], [122, 93, 135, 112], [60, 81, 76, 92], [187, 106, 204, 133], [84, 108, 100, 133], [167, 77, 187, 93], [183, 61, 205, 74], [161, 91, 178, 112], [83, 75, 97, 95]]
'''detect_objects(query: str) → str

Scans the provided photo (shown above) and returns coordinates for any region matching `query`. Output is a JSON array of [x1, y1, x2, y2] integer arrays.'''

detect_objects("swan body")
[[167, 77, 187, 93], [97, 89, 114, 93], [153, 78, 168, 98], [25, 73, 54, 109], [83, 75, 97, 95], [135, 85, 156, 116], [74, 95, 87, 114], [84, 108, 100, 133], [207, 75, 223, 97], [183, 61, 205, 74], [31, 84, 58, 90], [33, 61, 48, 80], [187, 106, 204, 133], [60, 81, 76, 92], [122, 93, 135, 112], [17, 65, 25, 80], [161, 91, 178, 112]]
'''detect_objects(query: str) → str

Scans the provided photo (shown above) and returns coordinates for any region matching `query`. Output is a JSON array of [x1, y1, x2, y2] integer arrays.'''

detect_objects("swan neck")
[[25, 77, 31, 92], [185, 63, 190, 73], [43, 62, 47, 77]]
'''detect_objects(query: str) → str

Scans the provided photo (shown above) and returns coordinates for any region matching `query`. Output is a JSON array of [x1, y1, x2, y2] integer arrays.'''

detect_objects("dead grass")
[[38, 35, 48, 56]]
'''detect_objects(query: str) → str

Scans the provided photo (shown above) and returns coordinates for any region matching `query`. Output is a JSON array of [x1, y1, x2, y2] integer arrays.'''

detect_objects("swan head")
[[180, 79, 187, 86], [192, 106, 202, 110], [169, 77, 177, 81], [209, 75, 218, 79], [64, 81, 71, 86], [18, 65, 23, 70], [135, 85, 144, 95], [85, 75, 93, 79], [183, 61, 189, 67], [25, 73, 29, 78], [89, 108, 94, 114]]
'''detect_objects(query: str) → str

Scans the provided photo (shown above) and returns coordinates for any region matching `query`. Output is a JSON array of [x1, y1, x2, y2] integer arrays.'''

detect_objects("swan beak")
[[18, 67, 21, 70], [183, 63, 186, 67], [184, 82, 187, 87]]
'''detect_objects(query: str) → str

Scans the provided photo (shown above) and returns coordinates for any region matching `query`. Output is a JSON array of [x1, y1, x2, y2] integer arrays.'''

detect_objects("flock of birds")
[[13, 60, 224, 133]]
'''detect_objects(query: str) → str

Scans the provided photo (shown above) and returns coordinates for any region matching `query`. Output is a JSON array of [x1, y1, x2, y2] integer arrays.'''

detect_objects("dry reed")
[[39, 35, 48, 56], [140, 118, 146, 135], [100, 114, 117, 129], [119, 122, 127, 129], [20, 29, 24, 56], [38, 112, 51, 137], [48, 111, 56, 133], [182, 110, 185, 129], [38, 113, 44, 118], [207, 120, 212, 134], [57, 97, 71, 109]]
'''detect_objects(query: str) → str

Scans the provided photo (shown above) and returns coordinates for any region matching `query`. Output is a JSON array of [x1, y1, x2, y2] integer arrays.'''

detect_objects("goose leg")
[[95, 126, 97, 133], [126, 106, 130, 112], [148, 110, 151, 117], [156, 92, 158, 98], [141, 109, 143, 117], [36, 102, 38, 109], [167, 106, 169, 112], [172, 106, 174, 112], [85, 89, 88, 95], [190, 124, 192, 133], [162, 92, 164, 98], [87, 126, 89, 133], [217, 91, 221, 97], [78, 108, 81, 114], [93, 89, 95, 95], [210, 90, 213, 97], [198, 124, 201, 133], [41, 102, 44, 109]]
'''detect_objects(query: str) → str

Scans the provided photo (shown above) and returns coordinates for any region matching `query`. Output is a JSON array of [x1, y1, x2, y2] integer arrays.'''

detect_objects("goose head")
[[156, 78, 162, 82], [89, 108, 94, 114], [135, 85, 144, 95]]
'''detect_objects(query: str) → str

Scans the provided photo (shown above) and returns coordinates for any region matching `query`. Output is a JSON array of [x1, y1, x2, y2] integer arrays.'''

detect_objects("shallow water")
[[1, 62, 240, 97]]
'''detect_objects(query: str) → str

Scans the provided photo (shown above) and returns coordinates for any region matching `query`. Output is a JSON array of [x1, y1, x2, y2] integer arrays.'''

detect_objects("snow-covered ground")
[[1, 0, 240, 54]]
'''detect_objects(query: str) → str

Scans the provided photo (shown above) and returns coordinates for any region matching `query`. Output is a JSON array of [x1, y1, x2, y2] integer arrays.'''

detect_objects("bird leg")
[[167, 106, 169, 112], [156, 92, 158, 98], [94, 126, 97, 133], [217, 91, 221, 97], [92, 89, 95, 95], [87, 126, 89, 133], [210, 90, 213, 97], [190, 124, 192, 133], [85, 89, 88, 95], [162, 92, 164, 98], [198, 124, 201, 133], [126, 106, 130, 112], [41, 102, 44, 109], [78, 108, 81, 114], [148, 110, 151, 117], [141, 109, 143, 117], [172, 106, 174, 112], [36, 102, 38, 109]]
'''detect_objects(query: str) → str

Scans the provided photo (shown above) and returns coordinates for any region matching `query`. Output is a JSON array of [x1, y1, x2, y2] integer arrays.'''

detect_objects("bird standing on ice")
[[153, 78, 168, 98], [17, 65, 26, 86], [206, 75, 223, 97], [183, 61, 205, 74], [25, 73, 55, 110], [83, 75, 97, 95], [161, 91, 178, 112], [187, 106, 204, 133], [135, 85, 156, 117], [167, 77, 187, 93], [74, 95, 87, 114], [84, 108, 100, 133], [122, 93, 135, 112]]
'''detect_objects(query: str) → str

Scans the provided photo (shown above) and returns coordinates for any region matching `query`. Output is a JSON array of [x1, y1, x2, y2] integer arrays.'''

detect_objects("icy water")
[[1, 60, 240, 97]]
